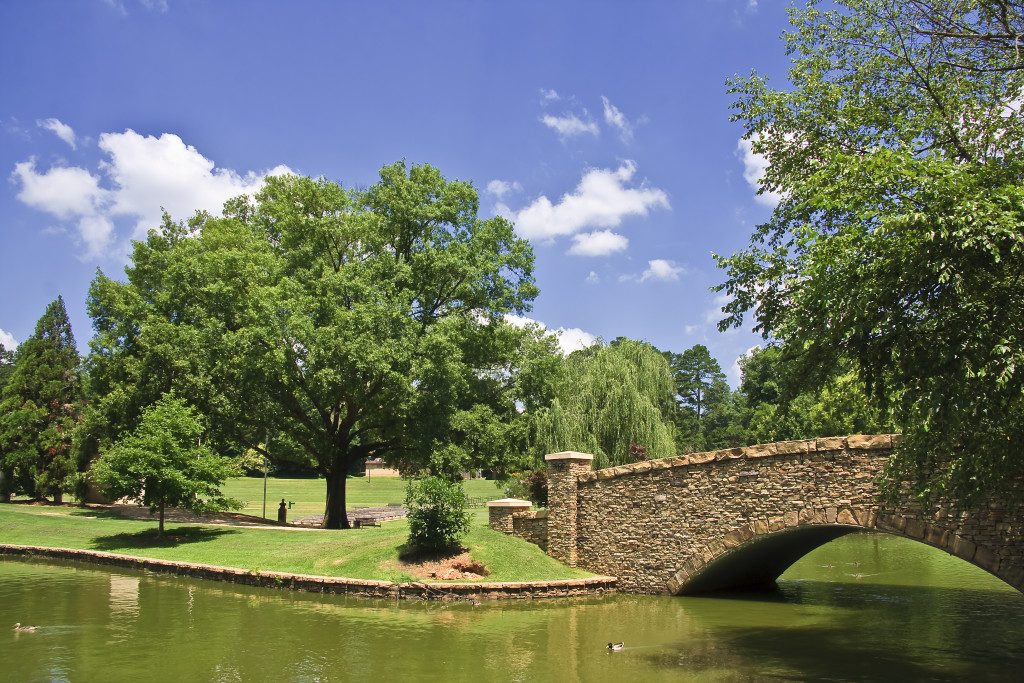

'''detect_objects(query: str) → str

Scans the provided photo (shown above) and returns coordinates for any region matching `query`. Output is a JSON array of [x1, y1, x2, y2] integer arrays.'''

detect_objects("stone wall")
[[535, 435, 1024, 594], [512, 509, 548, 551]]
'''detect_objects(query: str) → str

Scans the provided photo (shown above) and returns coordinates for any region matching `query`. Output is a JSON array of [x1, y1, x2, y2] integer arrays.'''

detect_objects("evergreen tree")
[[0, 297, 82, 502]]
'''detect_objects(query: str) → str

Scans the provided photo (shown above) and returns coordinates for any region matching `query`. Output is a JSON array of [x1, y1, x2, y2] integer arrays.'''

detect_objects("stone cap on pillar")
[[486, 498, 533, 509], [544, 451, 594, 462]]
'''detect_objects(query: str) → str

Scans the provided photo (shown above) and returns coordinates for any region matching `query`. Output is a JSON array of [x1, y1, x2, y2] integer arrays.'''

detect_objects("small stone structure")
[[490, 436, 1024, 594]]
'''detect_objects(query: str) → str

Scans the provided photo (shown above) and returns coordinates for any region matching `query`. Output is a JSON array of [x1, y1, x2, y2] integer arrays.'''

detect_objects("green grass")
[[222, 475, 511, 523], [0, 478, 582, 584]]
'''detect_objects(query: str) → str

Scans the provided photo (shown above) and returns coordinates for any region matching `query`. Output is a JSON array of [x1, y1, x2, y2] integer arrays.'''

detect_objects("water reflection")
[[3, 533, 1023, 682]]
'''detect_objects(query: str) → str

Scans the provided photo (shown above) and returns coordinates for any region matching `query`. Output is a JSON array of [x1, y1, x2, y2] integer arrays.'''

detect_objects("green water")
[[3, 533, 1022, 682]]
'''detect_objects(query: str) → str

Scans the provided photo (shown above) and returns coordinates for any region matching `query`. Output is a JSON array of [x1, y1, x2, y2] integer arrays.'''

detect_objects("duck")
[[13, 623, 38, 632], [607, 642, 624, 651]]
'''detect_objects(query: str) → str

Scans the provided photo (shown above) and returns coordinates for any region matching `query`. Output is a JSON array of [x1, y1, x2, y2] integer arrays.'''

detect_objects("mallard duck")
[[607, 642, 624, 651], [13, 623, 38, 632]]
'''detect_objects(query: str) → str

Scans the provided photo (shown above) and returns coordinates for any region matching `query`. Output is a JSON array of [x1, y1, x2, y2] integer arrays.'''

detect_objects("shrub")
[[404, 476, 471, 551]]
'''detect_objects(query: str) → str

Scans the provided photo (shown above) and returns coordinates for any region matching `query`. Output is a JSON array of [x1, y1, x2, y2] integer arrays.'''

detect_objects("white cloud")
[[738, 137, 784, 207], [540, 88, 560, 103], [540, 112, 600, 139], [37, 118, 76, 149], [567, 230, 628, 257], [585, 271, 600, 285], [504, 314, 597, 355], [0, 328, 17, 350], [602, 96, 634, 142], [507, 161, 669, 243], [704, 292, 733, 323], [11, 129, 294, 260], [485, 179, 521, 200], [12, 159, 108, 220], [640, 259, 685, 282]]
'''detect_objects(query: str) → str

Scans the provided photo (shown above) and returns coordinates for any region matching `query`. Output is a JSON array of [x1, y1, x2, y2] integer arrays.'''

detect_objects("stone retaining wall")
[[0, 544, 616, 600], [511, 509, 549, 551]]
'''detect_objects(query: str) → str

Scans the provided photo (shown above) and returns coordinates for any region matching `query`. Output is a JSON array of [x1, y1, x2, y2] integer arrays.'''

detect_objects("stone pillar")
[[544, 451, 594, 567], [487, 498, 532, 534]]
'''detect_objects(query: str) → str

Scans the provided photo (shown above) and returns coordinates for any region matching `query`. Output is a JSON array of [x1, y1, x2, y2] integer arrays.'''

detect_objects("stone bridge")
[[488, 435, 1024, 594]]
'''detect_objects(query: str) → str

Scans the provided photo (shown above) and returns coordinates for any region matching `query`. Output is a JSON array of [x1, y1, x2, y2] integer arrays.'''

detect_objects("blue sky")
[[1, 0, 794, 384]]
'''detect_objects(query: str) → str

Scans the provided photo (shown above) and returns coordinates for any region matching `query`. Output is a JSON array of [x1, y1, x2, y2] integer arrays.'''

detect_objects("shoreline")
[[0, 544, 617, 600]]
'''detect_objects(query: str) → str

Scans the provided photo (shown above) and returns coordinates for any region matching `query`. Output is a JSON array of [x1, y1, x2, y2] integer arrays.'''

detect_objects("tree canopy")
[[0, 297, 82, 502], [530, 339, 677, 469], [716, 0, 1024, 506], [85, 162, 539, 528], [90, 394, 238, 535]]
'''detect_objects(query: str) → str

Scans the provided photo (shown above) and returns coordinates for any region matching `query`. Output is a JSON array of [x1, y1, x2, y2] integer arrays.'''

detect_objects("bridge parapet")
[[576, 435, 898, 486], [524, 435, 1024, 595]]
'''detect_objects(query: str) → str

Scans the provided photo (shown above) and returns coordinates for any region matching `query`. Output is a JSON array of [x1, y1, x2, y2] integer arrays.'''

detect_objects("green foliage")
[[717, 0, 1024, 506], [531, 339, 677, 469], [404, 475, 471, 551], [84, 162, 540, 529], [0, 297, 83, 502], [90, 394, 239, 534]]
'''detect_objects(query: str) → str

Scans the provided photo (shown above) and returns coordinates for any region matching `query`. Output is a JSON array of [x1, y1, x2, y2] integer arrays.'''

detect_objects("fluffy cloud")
[[539, 112, 600, 139], [504, 161, 669, 245], [504, 314, 597, 355], [485, 179, 521, 200], [11, 129, 293, 260], [585, 271, 600, 284], [37, 118, 76, 149], [539, 88, 561, 103], [0, 328, 17, 350], [640, 259, 685, 282], [601, 96, 634, 142], [567, 230, 628, 257], [737, 137, 784, 207]]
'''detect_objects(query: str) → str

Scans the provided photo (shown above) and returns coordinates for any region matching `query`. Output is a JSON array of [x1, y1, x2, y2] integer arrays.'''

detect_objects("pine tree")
[[0, 297, 83, 502]]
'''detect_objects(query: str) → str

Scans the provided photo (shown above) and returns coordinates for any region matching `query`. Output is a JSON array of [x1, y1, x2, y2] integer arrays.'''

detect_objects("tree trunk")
[[159, 499, 165, 536], [53, 491, 63, 505], [323, 468, 350, 529]]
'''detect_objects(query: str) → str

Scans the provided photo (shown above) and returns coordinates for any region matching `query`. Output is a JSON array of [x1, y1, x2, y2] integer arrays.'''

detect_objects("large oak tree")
[[86, 162, 539, 528]]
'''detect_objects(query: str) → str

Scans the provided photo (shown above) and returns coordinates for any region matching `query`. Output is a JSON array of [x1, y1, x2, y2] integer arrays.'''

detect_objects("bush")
[[404, 476, 471, 551]]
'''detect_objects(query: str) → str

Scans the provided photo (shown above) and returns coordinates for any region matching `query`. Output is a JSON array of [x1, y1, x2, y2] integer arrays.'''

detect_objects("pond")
[[3, 532, 1023, 682]]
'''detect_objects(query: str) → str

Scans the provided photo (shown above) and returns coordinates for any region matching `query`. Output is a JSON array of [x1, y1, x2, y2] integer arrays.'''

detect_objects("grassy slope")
[[0, 477, 585, 583]]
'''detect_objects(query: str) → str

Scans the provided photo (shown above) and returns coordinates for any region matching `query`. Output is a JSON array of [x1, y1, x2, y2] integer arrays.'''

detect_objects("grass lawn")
[[223, 475, 511, 523], [0, 477, 581, 584]]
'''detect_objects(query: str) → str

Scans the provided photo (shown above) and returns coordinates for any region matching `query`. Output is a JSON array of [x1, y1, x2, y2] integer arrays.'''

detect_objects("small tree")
[[404, 476, 471, 551], [90, 394, 239, 535]]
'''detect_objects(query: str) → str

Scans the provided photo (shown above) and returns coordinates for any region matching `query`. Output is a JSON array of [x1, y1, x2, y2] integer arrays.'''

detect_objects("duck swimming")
[[607, 642, 624, 651], [13, 623, 38, 632]]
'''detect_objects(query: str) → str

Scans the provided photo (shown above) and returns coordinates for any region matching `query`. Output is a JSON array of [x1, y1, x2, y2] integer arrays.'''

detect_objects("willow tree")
[[86, 161, 538, 528], [531, 339, 677, 469]]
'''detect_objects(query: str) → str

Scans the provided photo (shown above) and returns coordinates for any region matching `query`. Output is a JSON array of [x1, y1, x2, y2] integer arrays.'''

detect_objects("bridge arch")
[[515, 438, 1024, 594]]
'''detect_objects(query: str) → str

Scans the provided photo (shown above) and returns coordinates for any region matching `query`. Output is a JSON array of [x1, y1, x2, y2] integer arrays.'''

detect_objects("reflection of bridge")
[[491, 436, 1024, 594]]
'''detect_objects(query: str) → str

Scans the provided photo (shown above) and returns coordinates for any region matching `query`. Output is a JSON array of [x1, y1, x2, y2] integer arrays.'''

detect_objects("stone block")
[[713, 448, 745, 461], [799, 508, 815, 525], [904, 518, 925, 539], [784, 511, 800, 527], [754, 519, 769, 535], [836, 509, 857, 525], [826, 507, 838, 523], [769, 516, 786, 532], [847, 434, 891, 450], [815, 436, 847, 451], [689, 451, 716, 465], [745, 443, 776, 458], [951, 536, 977, 561], [775, 440, 811, 455], [924, 526, 948, 548], [974, 546, 1000, 573]]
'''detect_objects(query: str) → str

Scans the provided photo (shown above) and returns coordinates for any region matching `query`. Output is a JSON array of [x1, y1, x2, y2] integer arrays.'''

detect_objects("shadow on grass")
[[66, 507, 134, 521], [90, 526, 240, 551]]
